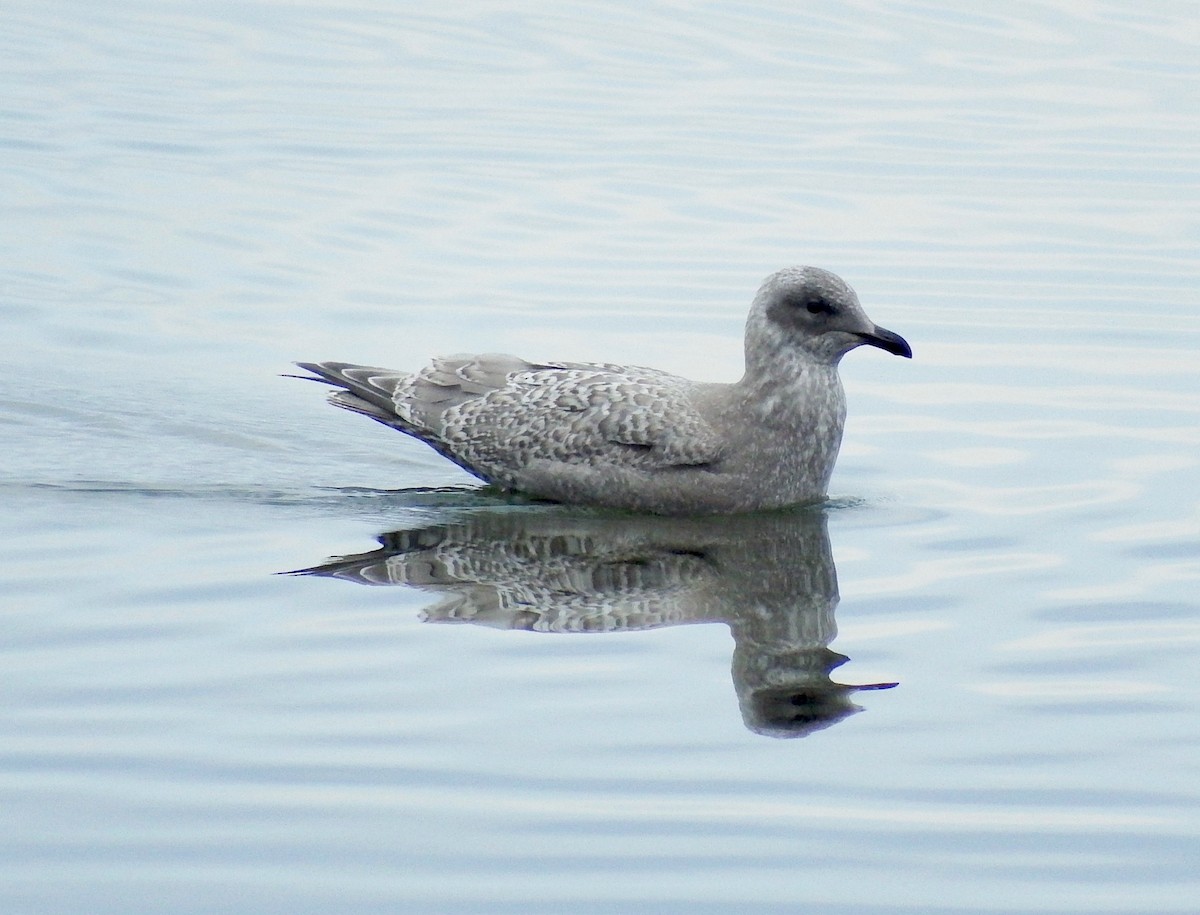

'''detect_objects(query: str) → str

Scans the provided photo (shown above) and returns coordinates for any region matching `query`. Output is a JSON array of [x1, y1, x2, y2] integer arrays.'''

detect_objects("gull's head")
[[747, 266, 912, 366]]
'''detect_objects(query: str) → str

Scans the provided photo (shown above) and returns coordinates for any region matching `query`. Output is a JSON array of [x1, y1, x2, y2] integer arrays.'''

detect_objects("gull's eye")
[[805, 297, 835, 316]]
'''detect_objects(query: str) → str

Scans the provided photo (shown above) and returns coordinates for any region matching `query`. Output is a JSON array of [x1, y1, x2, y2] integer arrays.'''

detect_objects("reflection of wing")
[[298, 518, 721, 632], [295, 357, 724, 490], [291, 505, 896, 738]]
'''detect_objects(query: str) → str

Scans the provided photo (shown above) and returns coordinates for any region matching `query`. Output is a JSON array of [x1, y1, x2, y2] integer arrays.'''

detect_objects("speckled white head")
[[745, 266, 912, 369]]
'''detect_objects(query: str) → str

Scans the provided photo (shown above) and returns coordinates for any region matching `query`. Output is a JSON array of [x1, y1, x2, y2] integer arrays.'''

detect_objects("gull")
[[295, 266, 911, 514]]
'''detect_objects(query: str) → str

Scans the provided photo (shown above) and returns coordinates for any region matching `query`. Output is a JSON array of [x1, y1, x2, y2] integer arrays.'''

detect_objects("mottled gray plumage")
[[296, 266, 911, 513]]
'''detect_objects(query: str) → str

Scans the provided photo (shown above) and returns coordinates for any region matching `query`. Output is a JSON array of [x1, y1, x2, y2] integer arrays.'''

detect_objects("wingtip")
[[285, 362, 339, 385]]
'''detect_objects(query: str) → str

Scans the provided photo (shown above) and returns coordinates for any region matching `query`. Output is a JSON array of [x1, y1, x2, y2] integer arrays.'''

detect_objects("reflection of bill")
[[293, 505, 896, 738]]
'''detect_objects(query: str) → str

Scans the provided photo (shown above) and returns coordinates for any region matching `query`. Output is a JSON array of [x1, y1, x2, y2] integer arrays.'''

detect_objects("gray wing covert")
[[442, 362, 724, 479], [585, 368, 724, 467]]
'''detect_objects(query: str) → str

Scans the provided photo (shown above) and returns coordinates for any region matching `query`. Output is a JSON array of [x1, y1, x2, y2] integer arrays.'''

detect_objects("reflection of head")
[[294, 502, 895, 738], [733, 646, 896, 739]]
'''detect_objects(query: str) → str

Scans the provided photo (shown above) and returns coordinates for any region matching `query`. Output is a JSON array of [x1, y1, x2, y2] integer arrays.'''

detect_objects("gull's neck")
[[739, 320, 840, 397]]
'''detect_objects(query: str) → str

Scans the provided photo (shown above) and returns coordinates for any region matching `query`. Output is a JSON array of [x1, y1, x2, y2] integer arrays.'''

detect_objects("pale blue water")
[[2, 2, 1199, 913]]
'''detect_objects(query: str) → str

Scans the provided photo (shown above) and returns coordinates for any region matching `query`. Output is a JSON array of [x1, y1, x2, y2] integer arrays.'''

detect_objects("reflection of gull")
[[294, 505, 896, 738], [294, 267, 910, 513]]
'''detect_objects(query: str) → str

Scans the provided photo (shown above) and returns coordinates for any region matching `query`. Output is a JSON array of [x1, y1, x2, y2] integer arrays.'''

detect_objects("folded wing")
[[296, 355, 723, 486]]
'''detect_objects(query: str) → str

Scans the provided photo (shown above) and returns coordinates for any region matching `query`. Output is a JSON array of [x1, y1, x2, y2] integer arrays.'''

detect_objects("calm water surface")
[[2, 2, 1199, 913]]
